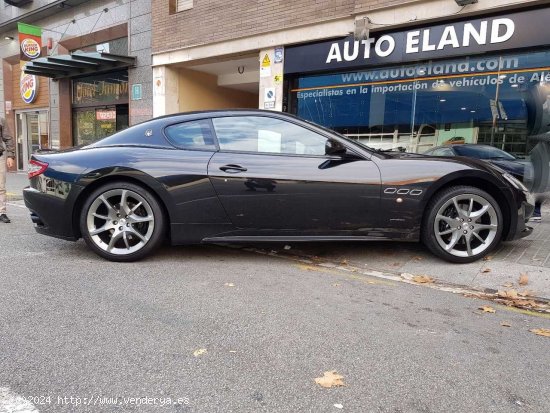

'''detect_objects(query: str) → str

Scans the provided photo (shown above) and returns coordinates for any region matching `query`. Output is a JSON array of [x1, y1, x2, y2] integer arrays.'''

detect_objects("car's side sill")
[[202, 235, 394, 243]]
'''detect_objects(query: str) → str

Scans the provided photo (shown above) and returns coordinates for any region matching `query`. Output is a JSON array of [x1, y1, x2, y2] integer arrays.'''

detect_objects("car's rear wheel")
[[422, 186, 503, 263], [80, 182, 165, 262]]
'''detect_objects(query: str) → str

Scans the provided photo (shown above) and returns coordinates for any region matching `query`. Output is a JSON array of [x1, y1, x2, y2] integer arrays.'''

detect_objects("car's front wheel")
[[422, 186, 503, 263], [80, 181, 165, 262]]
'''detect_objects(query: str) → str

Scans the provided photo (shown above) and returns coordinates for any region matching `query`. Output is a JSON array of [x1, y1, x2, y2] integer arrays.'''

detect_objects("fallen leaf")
[[529, 328, 550, 337], [340, 260, 348, 266], [518, 290, 535, 297], [519, 273, 529, 286], [193, 348, 207, 357], [497, 289, 518, 299], [412, 275, 434, 284], [224, 283, 235, 287], [502, 282, 514, 288], [511, 299, 540, 307], [483, 255, 494, 261], [501, 321, 511, 327], [314, 371, 345, 388], [479, 306, 496, 313], [481, 268, 491, 273], [412, 256, 423, 261]]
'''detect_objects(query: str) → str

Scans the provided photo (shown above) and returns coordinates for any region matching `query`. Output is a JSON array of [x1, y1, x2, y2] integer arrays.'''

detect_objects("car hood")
[[384, 152, 509, 178], [487, 159, 525, 177]]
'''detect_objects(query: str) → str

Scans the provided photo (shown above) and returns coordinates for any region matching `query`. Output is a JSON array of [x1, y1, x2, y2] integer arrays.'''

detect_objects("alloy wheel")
[[86, 189, 155, 255], [433, 194, 498, 258]]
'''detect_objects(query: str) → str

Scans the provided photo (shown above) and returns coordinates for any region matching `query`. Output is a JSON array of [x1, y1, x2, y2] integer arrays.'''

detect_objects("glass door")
[[15, 111, 49, 171], [15, 112, 24, 171]]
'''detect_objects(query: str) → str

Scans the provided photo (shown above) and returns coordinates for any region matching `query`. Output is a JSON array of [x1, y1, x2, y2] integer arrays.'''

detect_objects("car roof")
[[151, 109, 299, 122]]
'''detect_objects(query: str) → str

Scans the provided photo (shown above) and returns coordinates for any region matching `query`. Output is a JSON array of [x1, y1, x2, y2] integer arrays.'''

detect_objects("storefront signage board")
[[284, 8, 550, 74], [18, 23, 42, 62], [96, 109, 116, 121]]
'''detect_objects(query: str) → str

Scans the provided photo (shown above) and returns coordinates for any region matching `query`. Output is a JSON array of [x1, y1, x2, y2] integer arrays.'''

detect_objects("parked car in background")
[[442, 136, 466, 145], [23, 111, 534, 264], [424, 144, 527, 181]]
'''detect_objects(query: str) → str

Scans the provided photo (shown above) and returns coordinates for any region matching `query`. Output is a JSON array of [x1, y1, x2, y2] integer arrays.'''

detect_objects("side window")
[[212, 116, 329, 156], [165, 119, 216, 150]]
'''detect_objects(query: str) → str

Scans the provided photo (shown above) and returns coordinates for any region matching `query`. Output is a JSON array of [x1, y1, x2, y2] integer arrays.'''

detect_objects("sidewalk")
[[5, 172, 27, 201]]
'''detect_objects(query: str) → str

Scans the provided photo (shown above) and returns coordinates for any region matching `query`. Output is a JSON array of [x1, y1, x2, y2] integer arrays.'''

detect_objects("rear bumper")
[[23, 187, 81, 241]]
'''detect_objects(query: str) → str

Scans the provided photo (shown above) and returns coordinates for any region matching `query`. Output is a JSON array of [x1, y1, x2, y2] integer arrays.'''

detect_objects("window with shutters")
[[176, 0, 193, 12]]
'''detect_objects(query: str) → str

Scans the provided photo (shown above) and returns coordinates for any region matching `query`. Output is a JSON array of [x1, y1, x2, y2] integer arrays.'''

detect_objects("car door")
[[207, 115, 382, 235]]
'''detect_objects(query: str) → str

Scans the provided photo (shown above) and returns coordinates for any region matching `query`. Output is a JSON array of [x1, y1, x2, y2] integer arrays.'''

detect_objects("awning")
[[23, 51, 136, 79]]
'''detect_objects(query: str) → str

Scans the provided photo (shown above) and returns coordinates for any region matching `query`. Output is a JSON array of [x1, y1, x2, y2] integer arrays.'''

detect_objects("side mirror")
[[325, 139, 347, 156]]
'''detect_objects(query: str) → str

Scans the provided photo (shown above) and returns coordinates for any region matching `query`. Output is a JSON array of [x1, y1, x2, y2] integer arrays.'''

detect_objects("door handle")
[[219, 164, 248, 173]]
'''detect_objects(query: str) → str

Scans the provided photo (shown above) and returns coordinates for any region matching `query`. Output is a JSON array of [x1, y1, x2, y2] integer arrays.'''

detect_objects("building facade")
[[152, 0, 550, 164], [0, 0, 152, 171]]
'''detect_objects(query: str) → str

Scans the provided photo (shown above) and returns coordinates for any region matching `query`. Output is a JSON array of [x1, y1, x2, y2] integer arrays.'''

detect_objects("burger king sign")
[[20, 72, 38, 104], [20, 38, 41, 59]]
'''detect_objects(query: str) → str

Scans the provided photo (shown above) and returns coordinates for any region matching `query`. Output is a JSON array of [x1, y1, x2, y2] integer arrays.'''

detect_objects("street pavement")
[[5, 172, 27, 201], [1, 202, 550, 412], [264, 212, 550, 301]]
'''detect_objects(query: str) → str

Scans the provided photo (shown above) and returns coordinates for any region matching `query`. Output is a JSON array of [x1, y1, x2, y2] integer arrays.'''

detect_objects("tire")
[[421, 186, 503, 263], [79, 181, 165, 262]]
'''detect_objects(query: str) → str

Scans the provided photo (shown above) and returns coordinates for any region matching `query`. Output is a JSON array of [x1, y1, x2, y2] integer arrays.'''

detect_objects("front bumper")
[[506, 191, 534, 241], [23, 187, 81, 241]]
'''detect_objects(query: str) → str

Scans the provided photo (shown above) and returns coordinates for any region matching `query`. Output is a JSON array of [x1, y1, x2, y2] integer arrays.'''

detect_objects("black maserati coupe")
[[23, 110, 534, 263]]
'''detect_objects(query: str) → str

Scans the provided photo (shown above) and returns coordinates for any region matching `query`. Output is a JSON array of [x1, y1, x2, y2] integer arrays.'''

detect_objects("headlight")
[[503, 173, 529, 192]]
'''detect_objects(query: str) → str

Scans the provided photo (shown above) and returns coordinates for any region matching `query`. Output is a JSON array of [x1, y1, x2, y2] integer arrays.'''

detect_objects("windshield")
[[453, 146, 516, 160]]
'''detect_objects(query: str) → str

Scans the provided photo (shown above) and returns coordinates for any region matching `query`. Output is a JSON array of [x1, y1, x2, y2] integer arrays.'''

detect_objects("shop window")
[[290, 49, 550, 157], [72, 71, 129, 145]]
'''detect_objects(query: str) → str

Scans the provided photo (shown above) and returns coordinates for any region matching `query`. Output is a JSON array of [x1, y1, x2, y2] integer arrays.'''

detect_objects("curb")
[[232, 245, 550, 313]]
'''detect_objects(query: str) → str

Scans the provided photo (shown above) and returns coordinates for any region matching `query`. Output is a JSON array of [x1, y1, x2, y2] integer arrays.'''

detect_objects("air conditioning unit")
[[455, 0, 478, 5], [4, 0, 33, 7]]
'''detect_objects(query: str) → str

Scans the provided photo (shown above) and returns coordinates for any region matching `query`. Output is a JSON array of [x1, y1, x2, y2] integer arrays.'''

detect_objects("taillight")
[[28, 159, 49, 179]]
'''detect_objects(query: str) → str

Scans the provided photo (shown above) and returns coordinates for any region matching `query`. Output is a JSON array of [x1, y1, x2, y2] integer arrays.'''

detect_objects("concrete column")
[[258, 47, 284, 112], [153, 65, 180, 118]]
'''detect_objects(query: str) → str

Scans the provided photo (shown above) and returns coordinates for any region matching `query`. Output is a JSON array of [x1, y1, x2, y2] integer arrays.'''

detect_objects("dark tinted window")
[[212, 116, 329, 155], [165, 120, 216, 150], [454, 145, 516, 160]]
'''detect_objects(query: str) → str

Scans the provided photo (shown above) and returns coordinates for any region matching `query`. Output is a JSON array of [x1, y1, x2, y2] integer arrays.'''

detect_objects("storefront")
[[284, 6, 550, 158], [1, 0, 152, 171], [9, 62, 50, 171], [72, 71, 129, 146]]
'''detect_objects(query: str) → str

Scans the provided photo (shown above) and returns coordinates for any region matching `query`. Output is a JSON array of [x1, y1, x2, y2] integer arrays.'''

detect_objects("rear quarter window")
[[165, 120, 217, 150]]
